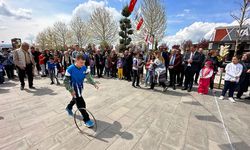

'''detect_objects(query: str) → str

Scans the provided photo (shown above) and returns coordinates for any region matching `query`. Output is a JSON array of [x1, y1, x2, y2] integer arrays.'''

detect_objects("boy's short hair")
[[76, 54, 85, 61]]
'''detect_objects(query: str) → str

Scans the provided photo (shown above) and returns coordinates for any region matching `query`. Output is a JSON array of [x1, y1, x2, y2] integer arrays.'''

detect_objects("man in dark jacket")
[[168, 49, 182, 90], [123, 50, 133, 81], [31, 47, 41, 75], [182, 46, 202, 92], [194, 48, 206, 84], [160, 46, 169, 81], [95, 49, 104, 78]]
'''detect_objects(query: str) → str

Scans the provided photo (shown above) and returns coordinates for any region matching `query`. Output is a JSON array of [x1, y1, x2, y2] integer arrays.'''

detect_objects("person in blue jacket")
[[47, 57, 60, 85], [64, 54, 99, 127]]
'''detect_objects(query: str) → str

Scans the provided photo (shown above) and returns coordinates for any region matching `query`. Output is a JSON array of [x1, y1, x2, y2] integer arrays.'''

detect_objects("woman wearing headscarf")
[[150, 51, 168, 92]]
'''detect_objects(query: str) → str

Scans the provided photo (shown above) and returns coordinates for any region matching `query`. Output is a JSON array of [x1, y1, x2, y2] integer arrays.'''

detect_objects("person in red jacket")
[[39, 53, 46, 77], [198, 61, 213, 95]]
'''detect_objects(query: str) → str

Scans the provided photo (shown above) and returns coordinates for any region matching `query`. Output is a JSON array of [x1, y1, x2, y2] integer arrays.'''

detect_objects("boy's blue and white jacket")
[[64, 64, 95, 97]]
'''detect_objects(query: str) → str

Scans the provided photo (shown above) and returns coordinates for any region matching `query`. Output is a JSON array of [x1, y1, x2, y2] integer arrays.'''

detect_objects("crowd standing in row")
[[0, 42, 249, 103]]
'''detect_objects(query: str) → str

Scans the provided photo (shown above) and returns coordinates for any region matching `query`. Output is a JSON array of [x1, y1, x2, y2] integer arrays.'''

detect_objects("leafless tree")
[[40, 27, 59, 49], [36, 27, 58, 50], [141, 0, 167, 43], [70, 15, 90, 48], [181, 40, 193, 51], [36, 31, 47, 50], [231, 0, 250, 55], [90, 7, 118, 44], [53, 21, 69, 47]]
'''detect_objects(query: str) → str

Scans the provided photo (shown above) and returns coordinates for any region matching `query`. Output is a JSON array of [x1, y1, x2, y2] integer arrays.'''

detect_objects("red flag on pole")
[[136, 17, 144, 30], [128, 0, 137, 13]]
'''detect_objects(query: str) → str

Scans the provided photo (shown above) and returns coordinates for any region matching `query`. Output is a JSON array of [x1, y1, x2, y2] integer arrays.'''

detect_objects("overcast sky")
[[0, 0, 248, 46]]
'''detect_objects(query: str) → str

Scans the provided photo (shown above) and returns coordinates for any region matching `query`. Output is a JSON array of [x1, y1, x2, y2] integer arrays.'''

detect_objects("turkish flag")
[[128, 0, 137, 13], [136, 17, 144, 30]]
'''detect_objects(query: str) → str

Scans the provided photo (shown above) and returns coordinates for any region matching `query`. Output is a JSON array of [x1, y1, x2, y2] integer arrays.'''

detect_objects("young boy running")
[[64, 54, 99, 127], [47, 57, 60, 85]]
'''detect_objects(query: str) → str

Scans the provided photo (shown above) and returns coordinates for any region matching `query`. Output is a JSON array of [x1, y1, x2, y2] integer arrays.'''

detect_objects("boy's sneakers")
[[228, 97, 236, 103], [84, 120, 95, 128], [162, 87, 168, 92], [65, 107, 73, 116], [51, 82, 54, 85], [219, 96, 224, 100]]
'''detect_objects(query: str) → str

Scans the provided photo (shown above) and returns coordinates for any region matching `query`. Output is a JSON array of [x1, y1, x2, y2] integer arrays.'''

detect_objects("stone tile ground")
[[0, 77, 250, 150]]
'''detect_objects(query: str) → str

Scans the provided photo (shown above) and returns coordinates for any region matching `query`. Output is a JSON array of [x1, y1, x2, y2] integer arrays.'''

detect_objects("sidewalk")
[[0, 77, 250, 150]]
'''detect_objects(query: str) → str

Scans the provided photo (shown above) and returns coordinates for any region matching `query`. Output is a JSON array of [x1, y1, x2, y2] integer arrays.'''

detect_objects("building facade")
[[208, 25, 250, 60]]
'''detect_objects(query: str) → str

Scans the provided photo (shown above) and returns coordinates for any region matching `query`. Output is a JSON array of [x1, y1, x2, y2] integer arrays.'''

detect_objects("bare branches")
[[53, 21, 69, 47], [141, 0, 167, 41], [231, 0, 250, 54], [36, 31, 47, 50], [70, 15, 91, 48], [89, 7, 118, 44]]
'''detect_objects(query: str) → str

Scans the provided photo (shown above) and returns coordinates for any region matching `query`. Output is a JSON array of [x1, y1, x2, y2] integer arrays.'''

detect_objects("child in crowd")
[[145, 54, 154, 87], [219, 57, 243, 103], [138, 54, 145, 84], [47, 57, 60, 85], [117, 55, 123, 80], [132, 53, 140, 88], [197, 61, 214, 95], [56, 58, 64, 80], [89, 54, 96, 76], [39, 53, 46, 77], [64, 54, 99, 128]]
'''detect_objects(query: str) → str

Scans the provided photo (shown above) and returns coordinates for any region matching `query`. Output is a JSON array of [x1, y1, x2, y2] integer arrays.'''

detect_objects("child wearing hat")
[[198, 61, 214, 95]]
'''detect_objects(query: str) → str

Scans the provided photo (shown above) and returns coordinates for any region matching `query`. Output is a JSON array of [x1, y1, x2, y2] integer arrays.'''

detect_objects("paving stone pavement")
[[0, 77, 250, 150]]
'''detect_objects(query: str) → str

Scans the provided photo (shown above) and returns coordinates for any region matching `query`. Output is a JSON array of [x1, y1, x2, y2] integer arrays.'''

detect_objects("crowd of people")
[[0, 42, 250, 103]]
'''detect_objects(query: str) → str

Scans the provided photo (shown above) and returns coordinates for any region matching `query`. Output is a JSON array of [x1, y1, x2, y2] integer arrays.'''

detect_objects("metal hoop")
[[74, 107, 97, 136]]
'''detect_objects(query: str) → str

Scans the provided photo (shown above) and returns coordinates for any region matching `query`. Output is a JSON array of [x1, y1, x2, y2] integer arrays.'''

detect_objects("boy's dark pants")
[[132, 70, 140, 86], [49, 69, 59, 83], [105, 67, 110, 77], [221, 81, 237, 97], [67, 97, 90, 122]]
